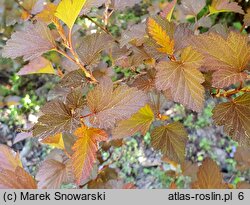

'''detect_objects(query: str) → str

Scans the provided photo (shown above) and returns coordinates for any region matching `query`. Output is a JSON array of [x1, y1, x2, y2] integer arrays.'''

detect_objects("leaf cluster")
[[1, 0, 250, 189]]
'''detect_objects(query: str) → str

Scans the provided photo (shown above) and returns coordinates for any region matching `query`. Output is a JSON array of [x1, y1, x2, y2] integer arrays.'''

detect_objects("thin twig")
[[67, 28, 98, 83], [240, 23, 246, 33], [82, 15, 120, 44], [213, 86, 250, 98]]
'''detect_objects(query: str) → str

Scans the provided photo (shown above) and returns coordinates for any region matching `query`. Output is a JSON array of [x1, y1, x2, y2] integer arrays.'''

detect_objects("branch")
[[68, 28, 98, 83], [212, 86, 250, 98], [82, 15, 120, 44]]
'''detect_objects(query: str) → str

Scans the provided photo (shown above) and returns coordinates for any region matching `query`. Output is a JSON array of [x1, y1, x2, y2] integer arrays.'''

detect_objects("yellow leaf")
[[37, 62, 55, 74], [209, 0, 244, 15], [41, 133, 65, 150], [17, 57, 55, 75], [112, 104, 154, 139], [55, 0, 87, 29], [147, 17, 175, 55], [72, 126, 108, 184]]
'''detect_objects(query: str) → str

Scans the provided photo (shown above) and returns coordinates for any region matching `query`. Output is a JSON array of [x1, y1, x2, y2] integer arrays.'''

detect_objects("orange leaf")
[[0, 145, 22, 171], [36, 3, 57, 24], [72, 126, 108, 184], [41, 133, 65, 150], [0, 167, 37, 189]]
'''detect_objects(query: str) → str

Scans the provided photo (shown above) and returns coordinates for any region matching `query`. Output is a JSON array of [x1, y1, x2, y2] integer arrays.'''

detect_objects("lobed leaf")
[[174, 24, 193, 52], [36, 150, 73, 189], [192, 158, 227, 189], [33, 97, 82, 139], [209, 0, 244, 15], [58, 69, 87, 89], [212, 93, 250, 146], [0, 167, 37, 189], [72, 126, 108, 184], [40, 133, 65, 150], [155, 46, 205, 112], [130, 70, 156, 92], [87, 77, 148, 129], [77, 33, 114, 67], [191, 32, 250, 88], [0, 145, 22, 171], [17, 57, 55, 75], [112, 104, 154, 139], [2, 22, 55, 61], [146, 16, 175, 55], [55, 0, 87, 29], [151, 122, 188, 163], [180, 0, 206, 16]]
